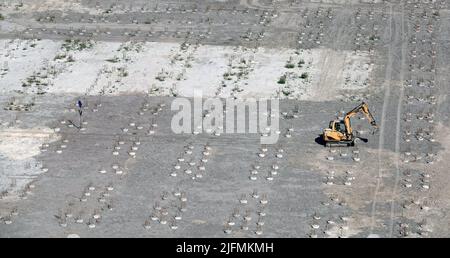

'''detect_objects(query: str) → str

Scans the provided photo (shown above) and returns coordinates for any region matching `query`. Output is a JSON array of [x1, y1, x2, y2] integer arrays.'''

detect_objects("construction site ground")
[[1, 0, 450, 238]]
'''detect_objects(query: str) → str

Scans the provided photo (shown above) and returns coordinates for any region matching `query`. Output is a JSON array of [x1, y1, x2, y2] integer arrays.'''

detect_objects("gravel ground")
[[1, 0, 450, 238]]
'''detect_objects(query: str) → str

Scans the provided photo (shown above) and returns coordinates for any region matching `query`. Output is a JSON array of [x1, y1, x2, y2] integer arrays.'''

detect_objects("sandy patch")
[[0, 127, 59, 195], [52, 41, 121, 94], [1, 39, 373, 100], [0, 39, 61, 93], [0, 127, 58, 160]]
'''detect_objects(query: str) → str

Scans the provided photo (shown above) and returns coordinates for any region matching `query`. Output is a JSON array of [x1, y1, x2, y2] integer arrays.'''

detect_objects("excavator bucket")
[[370, 121, 378, 135]]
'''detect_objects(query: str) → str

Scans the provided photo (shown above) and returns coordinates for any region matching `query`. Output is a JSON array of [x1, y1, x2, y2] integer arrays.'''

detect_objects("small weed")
[[277, 74, 286, 84], [285, 63, 295, 69], [298, 59, 305, 67]]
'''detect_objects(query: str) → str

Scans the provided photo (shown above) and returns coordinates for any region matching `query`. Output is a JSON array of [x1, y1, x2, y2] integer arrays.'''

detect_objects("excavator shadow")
[[315, 135, 369, 146], [315, 135, 326, 146], [357, 137, 369, 143]]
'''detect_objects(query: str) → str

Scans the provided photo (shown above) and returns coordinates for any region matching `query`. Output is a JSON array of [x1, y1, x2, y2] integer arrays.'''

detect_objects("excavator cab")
[[324, 120, 352, 146], [328, 119, 350, 135], [332, 120, 347, 134]]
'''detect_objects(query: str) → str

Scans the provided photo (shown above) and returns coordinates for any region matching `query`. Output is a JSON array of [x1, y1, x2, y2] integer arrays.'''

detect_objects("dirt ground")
[[0, 0, 450, 238]]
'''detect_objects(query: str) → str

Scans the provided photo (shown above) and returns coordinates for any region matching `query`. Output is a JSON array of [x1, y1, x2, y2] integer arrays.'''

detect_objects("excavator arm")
[[343, 102, 378, 136]]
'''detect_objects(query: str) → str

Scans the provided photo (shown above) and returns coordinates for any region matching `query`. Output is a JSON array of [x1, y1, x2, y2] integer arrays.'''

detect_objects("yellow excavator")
[[322, 102, 378, 147]]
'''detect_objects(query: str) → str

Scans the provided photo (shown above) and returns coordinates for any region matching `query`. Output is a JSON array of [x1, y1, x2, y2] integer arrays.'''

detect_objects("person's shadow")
[[67, 119, 81, 129]]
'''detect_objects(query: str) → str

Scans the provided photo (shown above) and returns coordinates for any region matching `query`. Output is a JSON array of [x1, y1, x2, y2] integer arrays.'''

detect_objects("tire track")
[[389, 3, 406, 238], [314, 6, 347, 101], [369, 3, 396, 235]]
